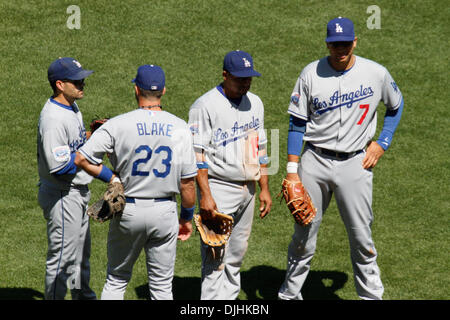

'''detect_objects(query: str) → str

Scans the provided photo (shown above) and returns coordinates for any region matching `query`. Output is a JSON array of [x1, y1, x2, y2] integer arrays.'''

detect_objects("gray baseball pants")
[[100, 198, 178, 300], [38, 182, 96, 300], [200, 178, 256, 300], [278, 147, 384, 300]]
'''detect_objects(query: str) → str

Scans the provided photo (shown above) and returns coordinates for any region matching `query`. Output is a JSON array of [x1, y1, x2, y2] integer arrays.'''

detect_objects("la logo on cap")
[[243, 58, 251, 68], [335, 23, 343, 33]]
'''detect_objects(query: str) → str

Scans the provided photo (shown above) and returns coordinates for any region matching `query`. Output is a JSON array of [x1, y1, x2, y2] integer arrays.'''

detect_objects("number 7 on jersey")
[[357, 104, 369, 125]]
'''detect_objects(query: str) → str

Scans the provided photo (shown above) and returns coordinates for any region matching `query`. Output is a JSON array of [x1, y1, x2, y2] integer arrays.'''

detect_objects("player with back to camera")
[[75, 64, 197, 300], [278, 17, 404, 300]]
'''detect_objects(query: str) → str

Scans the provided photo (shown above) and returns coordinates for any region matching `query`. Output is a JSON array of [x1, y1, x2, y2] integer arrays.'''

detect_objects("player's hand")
[[178, 219, 193, 241], [286, 173, 301, 182], [199, 193, 218, 220], [363, 141, 385, 169], [258, 188, 272, 219]]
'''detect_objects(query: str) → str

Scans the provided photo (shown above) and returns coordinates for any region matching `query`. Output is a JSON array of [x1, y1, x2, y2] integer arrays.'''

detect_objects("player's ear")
[[55, 80, 65, 93], [353, 37, 358, 48], [134, 85, 140, 96], [162, 87, 166, 96]]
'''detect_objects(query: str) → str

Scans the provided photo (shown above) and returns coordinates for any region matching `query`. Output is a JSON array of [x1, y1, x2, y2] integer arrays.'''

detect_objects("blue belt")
[[307, 142, 363, 160], [126, 197, 173, 203]]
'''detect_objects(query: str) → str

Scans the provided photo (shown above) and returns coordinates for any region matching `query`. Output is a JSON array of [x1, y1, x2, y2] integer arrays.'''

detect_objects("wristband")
[[111, 176, 121, 184], [259, 155, 269, 165], [196, 162, 209, 169], [180, 205, 195, 221], [286, 162, 299, 174], [96, 165, 114, 183]]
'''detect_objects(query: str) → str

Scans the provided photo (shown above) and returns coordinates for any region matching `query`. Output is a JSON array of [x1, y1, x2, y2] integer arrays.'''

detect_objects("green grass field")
[[0, 0, 448, 300]]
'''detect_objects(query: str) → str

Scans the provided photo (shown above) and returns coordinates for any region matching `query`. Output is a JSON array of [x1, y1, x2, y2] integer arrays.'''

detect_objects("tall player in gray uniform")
[[278, 17, 404, 300], [188, 50, 272, 300], [37, 57, 96, 300], [75, 64, 197, 300]]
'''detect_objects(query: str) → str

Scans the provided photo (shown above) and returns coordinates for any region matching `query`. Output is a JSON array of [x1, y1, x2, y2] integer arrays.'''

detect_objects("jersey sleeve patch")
[[290, 92, 300, 105], [189, 123, 199, 135], [52, 145, 71, 162]]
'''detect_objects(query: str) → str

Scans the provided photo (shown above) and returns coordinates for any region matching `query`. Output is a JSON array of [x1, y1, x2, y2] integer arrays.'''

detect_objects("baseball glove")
[[90, 118, 109, 134], [194, 211, 234, 247], [278, 179, 317, 226], [87, 179, 126, 223]]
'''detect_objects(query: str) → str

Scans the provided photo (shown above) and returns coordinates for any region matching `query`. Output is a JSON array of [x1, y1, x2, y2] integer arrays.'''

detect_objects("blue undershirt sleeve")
[[54, 153, 78, 175], [287, 115, 307, 156], [376, 98, 404, 151]]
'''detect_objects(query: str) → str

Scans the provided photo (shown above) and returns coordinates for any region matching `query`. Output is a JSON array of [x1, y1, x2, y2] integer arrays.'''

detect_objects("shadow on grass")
[[0, 288, 44, 300], [135, 265, 347, 300]]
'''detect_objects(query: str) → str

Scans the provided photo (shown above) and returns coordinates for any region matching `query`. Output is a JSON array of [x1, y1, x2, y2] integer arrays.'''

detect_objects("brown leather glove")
[[194, 210, 233, 247], [87, 178, 126, 223], [278, 178, 317, 226]]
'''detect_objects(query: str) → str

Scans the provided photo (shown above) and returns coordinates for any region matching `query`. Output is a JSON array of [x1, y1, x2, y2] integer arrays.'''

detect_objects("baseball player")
[[75, 64, 197, 300], [278, 17, 404, 300], [37, 57, 96, 300], [188, 50, 272, 300]]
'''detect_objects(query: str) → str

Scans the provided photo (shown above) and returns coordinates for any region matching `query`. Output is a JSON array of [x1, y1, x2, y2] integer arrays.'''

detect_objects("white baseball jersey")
[[79, 109, 197, 198], [288, 55, 403, 152], [37, 98, 93, 189], [188, 86, 267, 182]]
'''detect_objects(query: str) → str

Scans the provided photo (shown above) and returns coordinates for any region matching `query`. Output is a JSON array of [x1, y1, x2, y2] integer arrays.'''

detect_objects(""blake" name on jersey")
[[136, 122, 173, 137]]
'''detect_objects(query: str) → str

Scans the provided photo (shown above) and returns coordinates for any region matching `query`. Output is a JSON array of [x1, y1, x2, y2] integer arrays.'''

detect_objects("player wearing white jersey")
[[278, 17, 404, 300], [188, 50, 272, 300], [75, 65, 197, 300], [37, 57, 96, 300]]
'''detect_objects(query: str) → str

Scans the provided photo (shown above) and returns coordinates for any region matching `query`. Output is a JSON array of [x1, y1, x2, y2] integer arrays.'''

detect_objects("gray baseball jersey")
[[79, 108, 197, 197], [188, 86, 267, 182], [288, 55, 403, 152], [37, 98, 93, 188]]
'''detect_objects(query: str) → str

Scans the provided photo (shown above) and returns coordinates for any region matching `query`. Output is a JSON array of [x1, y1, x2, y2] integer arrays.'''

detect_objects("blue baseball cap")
[[326, 17, 355, 42], [48, 57, 93, 82], [223, 50, 261, 77], [132, 64, 165, 91]]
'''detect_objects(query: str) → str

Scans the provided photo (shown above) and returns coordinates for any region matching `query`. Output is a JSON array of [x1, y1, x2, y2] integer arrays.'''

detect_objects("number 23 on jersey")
[[131, 145, 172, 178]]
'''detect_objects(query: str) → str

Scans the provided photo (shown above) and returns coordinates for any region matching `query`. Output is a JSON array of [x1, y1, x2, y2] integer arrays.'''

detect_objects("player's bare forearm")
[[258, 164, 272, 218], [180, 177, 196, 208], [363, 141, 385, 169], [196, 168, 217, 219], [74, 152, 117, 182], [258, 164, 270, 192], [74, 152, 102, 177], [257, 147, 270, 191], [74, 152, 116, 182], [196, 168, 213, 198], [194, 150, 217, 216], [288, 154, 300, 163]]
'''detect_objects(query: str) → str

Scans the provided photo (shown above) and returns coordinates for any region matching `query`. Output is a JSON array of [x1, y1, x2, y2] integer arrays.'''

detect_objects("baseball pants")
[[200, 178, 256, 300], [100, 198, 178, 300], [38, 182, 96, 300], [278, 147, 384, 300]]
